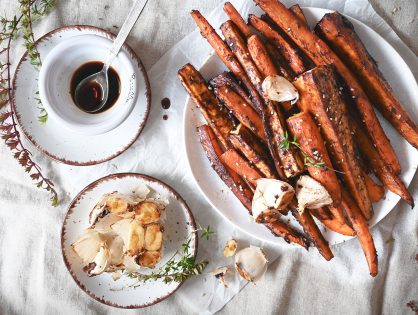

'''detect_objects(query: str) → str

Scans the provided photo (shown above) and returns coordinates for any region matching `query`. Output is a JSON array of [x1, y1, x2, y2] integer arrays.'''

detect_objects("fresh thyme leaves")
[[279, 132, 344, 174], [119, 224, 214, 289], [0, 0, 58, 206]]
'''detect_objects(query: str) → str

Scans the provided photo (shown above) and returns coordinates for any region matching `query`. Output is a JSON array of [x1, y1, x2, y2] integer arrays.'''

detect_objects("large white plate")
[[61, 173, 197, 308], [183, 7, 417, 246]]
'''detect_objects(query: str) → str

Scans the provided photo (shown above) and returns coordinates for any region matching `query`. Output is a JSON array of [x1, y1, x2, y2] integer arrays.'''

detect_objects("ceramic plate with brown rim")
[[61, 173, 197, 308], [12, 26, 150, 166]]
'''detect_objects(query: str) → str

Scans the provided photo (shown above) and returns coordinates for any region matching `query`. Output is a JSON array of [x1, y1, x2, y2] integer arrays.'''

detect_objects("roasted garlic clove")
[[262, 75, 299, 104], [144, 224, 163, 251], [134, 202, 161, 225], [223, 239, 238, 257], [235, 246, 268, 283], [252, 179, 294, 222], [295, 175, 333, 214], [136, 251, 161, 268]]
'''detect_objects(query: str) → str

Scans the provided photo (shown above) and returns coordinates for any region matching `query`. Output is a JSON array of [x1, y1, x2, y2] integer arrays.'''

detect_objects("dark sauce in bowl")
[[70, 61, 120, 113]]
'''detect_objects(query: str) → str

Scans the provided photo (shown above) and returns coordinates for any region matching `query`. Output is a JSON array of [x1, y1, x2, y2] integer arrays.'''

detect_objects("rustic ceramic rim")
[[61, 173, 198, 309], [11, 25, 151, 166]]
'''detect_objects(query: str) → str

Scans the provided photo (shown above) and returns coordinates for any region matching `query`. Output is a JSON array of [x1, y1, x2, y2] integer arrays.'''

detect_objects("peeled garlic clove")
[[235, 246, 268, 283], [296, 175, 333, 214], [71, 229, 104, 265], [144, 224, 163, 251], [88, 244, 111, 276], [223, 239, 238, 257], [134, 202, 161, 225], [262, 75, 299, 104], [211, 266, 231, 288], [136, 251, 161, 268], [252, 179, 294, 222]]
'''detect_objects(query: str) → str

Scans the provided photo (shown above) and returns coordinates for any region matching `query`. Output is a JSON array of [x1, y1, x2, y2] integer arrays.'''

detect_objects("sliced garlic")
[[252, 178, 294, 222], [235, 246, 268, 283], [223, 239, 238, 257], [295, 175, 333, 214], [144, 224, 163, 251], [71, 229, 104, 265], [262, 75, 299, 104], [211, 266, 232, 288]]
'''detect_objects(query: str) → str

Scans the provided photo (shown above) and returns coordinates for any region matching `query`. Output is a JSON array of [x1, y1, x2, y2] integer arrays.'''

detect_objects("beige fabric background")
[[0, 0, 417, 314]]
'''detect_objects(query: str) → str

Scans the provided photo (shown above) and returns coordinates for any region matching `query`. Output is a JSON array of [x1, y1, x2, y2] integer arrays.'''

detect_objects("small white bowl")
[[39, 34, 138, 135]]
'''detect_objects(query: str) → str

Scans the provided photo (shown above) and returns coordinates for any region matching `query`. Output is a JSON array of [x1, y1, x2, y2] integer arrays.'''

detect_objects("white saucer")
[[12, 26, 150, 166]]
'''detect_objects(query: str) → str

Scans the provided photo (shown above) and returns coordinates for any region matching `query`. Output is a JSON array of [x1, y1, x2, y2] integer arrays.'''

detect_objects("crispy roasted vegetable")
[[364, 173, 385, 203], [351, 117, 414, 207], [287, 111, 342, 206], [210, 72, 254, 108], [289, 201, 334, 261], [220, 148, 263, 186], [214, 85, 265, 141], [254, 0, 400, 174], [294, 65, 373, 219], [198, 125, 253, 210], [310, 207, 355, 236], [289, 4, 308, 26], [229, 124, 276, 178], [265, 220, 310, 249], [248, 14, 306, 75], [315, 12, 418, 150], [224, 2, 252, 38], [178, 64, 233, 150], [342, 190, 378, 277], [264, 41, 294, 81]]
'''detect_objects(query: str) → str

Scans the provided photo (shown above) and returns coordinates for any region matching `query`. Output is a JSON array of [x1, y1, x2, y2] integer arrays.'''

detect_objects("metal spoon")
[[74, 0, 149, 113]]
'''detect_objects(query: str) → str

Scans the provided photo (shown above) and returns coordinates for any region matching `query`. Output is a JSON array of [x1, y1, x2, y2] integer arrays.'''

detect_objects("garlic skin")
[[262, 75, 299, 104], [235, 246, 268, 283], [89, 244, 111, 276], [211, 266, 232, 288], [295, 175, 333, 214], [252, 178, 294, 222], [71, 229, 105, 265]]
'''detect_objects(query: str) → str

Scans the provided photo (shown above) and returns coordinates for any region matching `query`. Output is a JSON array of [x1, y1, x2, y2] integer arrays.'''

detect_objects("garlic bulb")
[[262, 75, 299, 104], [295, 175, 333, 214], [235, 246, 268, 283], [252, 178, 294, 222]]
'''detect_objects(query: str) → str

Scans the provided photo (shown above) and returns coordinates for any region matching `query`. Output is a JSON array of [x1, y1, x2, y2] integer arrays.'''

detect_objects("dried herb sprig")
[[0, 0, 58, 206], [120, 225, 214, 289], [279, 132, 344, 174]]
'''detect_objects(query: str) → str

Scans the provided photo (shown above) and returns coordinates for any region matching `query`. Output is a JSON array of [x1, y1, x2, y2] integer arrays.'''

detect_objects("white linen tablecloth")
[[0, 0, 417, 314]]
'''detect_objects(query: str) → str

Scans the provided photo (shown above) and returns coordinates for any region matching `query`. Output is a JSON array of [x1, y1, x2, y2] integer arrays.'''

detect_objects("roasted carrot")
[[191, 10, 263, 112], [221, 20, 303, 178], [220, 148, 263, 187], [254, 0, 401, 174], [178, 63, 233, 151], [342, 190, 378, 277], [364, 173, 385, 203], [315, 12, 418, 150], [229, 124, 276, 179], [247, 35, 294, 117], [351, 117, 414, 206], [265, 220, 310, 249], [224, 2, 252, 38], [289, 202, 334, 261], [287, 111, 342, 206], [214, 85, 265, 141], [264, 41, 294, 81], [289, 4, 308, 26], [310, 207, 355, 236], [248, 14, 307, 75], [198, 125, 253, 210], [294, 65, 373, 219], [210, 72, 253, 107]]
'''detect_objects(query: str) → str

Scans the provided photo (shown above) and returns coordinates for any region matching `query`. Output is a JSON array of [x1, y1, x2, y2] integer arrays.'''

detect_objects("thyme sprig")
[[120, 225, 214, 289], [279, 132, 344, 174], [0, 0, 58, 206]]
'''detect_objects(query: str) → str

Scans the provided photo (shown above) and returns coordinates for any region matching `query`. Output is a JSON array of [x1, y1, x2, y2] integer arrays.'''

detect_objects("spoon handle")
[[105, 0, 149, 66]]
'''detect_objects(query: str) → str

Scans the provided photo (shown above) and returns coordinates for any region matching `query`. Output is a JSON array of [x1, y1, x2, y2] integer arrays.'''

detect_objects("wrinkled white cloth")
[[0, 0, 417, 314]]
